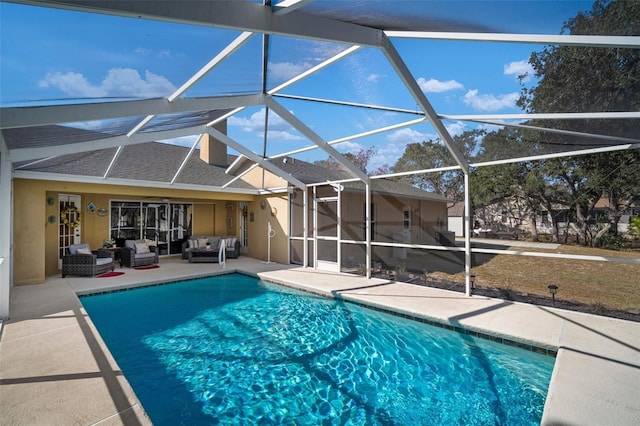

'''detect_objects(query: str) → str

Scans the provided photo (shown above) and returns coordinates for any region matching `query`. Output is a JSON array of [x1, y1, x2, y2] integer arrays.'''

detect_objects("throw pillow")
[[226, 237, 236, 248], [77, 247, 92, 255], [197, 238, 208, 248], [188, 239, 196, 249], [135, 242, 150, 254], [209, 237, 221, 250]]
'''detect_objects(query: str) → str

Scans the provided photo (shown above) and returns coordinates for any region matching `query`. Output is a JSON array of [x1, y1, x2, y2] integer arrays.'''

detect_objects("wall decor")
[[86, 202, 96, 212], [61, 206, 82, 228], [97, 208, 108, 217], [47, 197, 55, 206], [47, 215, 56, 224]]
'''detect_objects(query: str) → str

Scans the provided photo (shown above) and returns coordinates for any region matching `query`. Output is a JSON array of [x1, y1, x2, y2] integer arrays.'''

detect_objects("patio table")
[[188, 247, 219, 263]]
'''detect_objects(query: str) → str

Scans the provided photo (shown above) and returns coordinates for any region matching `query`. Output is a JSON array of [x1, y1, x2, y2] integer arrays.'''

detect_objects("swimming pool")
[[80, 273, 554, 425]]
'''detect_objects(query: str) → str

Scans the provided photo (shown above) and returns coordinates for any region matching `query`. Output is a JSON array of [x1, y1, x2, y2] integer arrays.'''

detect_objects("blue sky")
[[0, 1, 595, 170]]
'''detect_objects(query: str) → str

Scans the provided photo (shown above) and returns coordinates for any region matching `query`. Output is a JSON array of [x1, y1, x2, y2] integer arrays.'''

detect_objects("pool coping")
[[2, 257, 639, 425]]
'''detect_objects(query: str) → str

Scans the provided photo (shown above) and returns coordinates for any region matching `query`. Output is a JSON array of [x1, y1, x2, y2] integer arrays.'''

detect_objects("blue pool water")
[[80, 273, 554, 425]]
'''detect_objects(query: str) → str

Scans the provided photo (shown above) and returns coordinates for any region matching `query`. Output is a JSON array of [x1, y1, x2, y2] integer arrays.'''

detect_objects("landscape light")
[[548, 284, 559, 305]]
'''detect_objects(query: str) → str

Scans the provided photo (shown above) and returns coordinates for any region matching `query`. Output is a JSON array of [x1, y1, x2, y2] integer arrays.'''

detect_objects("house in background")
[[447, 201, 465, 237], [473, 194, 638, 242]]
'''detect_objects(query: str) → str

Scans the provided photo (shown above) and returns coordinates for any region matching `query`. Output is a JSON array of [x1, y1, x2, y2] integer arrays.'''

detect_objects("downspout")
[[464, 171, 472, 296], [303, 187, 308, 268], [0, 134, 13, 318], [366, 182, 371, 279]]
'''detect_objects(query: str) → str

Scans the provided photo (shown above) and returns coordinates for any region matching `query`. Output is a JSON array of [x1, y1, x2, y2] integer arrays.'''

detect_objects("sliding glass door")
[[110, 201, 192, 255]]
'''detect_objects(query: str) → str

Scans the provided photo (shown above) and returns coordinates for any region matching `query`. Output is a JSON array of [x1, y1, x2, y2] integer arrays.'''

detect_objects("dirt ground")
[[368, 240, 640, 323]]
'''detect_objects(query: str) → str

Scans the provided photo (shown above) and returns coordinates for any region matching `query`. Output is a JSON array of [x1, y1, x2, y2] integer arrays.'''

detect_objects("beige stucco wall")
[[240, 167, 288, 190], [13, 178, 254, 285], [246, 195, 290, 264]]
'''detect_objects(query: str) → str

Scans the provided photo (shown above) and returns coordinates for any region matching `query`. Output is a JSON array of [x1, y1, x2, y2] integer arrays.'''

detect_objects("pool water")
[[80, 273, 554, 425]]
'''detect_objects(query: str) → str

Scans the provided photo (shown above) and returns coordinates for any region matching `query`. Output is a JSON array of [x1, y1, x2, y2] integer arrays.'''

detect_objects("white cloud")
[[504, 60, 534, 82], [38, 68, 176, 98], [334, 141, 363, 153], [462, 89, 519, 111], [134, 47, 152, 56], [268, 61, 314, 81], [366, 73, 382, 83], [363, 127, 437, 171], [445, 121, 467, 137], [227, 108, 303, 141], [417, 77, 464, 93], [387, 128, 431, 144]]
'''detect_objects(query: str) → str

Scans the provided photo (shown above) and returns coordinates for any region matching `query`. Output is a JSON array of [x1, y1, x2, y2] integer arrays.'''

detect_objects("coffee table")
[[188, 247, 219, 263]]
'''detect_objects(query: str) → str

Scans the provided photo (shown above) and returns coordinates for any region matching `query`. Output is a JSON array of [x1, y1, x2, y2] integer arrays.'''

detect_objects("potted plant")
[[395, 262, 409, 282]]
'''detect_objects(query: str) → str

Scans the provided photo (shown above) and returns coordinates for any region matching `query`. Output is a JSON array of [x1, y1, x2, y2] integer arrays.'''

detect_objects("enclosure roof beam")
[[11, 0, 384, 47], [0, 94, 265, 129], [206, 126, 306, 190], [386, 31, 640, 48], [381, 34, 469, 173], [266, 97, 370, 183]]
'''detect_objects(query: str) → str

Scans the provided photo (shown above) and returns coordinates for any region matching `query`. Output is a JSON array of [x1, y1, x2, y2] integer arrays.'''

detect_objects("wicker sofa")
[[181, 236, 241, 260], [61, 243, 115, 277], [120, 239, 159, 268]]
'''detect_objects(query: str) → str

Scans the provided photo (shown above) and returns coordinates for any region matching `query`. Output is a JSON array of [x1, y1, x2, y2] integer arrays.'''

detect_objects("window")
[[403, 207, 411, 231], [541, 211, 549, 224], [110, 200, 192, 255]]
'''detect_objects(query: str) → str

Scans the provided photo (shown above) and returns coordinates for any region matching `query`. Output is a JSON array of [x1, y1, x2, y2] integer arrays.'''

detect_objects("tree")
[[516, 0, 640, 246], [470, 127, 558, 241], [314, 147, 377, 174], [391, 129, 482, 199]]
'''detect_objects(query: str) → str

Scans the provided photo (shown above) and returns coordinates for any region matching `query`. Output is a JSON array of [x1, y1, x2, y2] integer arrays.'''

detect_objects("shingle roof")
[[14, 138, 254, 190], [11, 126, 449, 201], [273, 157, 451, 202]]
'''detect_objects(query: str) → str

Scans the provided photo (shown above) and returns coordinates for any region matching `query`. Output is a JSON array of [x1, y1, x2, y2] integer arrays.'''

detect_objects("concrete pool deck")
[[1, 256, 638, 425]]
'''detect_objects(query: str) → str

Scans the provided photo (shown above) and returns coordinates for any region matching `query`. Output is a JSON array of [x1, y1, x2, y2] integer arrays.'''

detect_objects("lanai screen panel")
[[293, 1, 595, 34], [0, 2, 240, 106]]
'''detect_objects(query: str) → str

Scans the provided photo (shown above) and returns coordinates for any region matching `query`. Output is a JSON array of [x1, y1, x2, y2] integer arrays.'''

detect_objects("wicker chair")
[[120, 239, 159, 268], [62, 243, 115, 277]]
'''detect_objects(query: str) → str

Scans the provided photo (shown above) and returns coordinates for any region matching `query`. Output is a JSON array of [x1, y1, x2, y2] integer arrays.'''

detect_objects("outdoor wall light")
[[470, 274, 476, 290], [548, 284, 559, 305]]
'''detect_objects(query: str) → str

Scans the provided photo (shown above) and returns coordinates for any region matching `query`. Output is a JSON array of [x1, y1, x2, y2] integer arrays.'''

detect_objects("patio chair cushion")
[[135, 242, 150, 253], [208, 237, 221, 249], [96, 257, 113, 266], [224, 237, 237, 249], [76, 247, 92, 255], [121, 239, 158, 267], [69, 243, 91, 255]]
